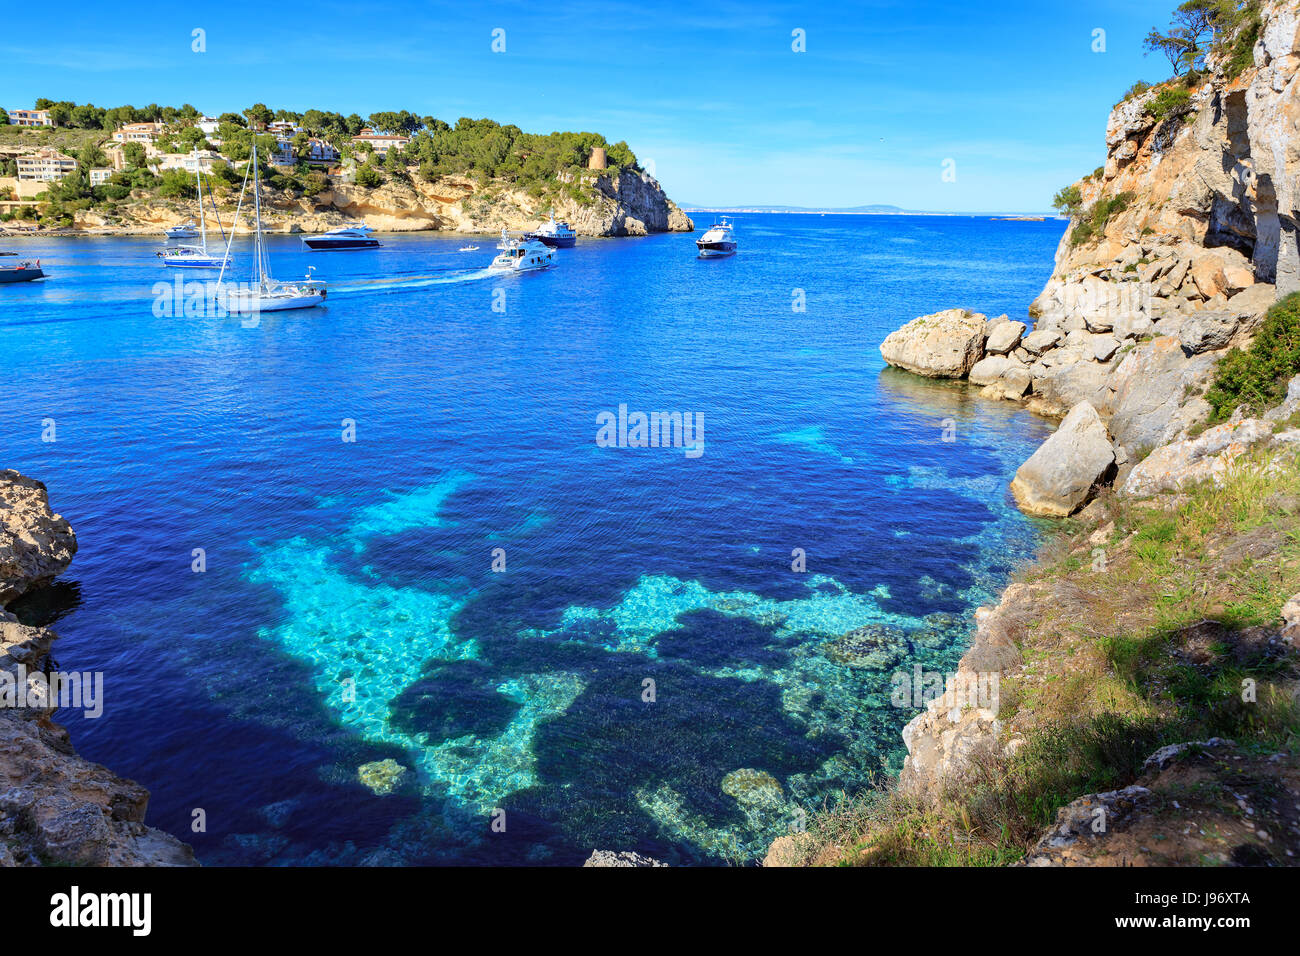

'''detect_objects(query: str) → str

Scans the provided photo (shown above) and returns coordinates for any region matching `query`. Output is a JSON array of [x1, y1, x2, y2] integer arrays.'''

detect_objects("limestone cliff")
[[69, 167, 694, 238], [0, 470, 196, 867], [882, 2, 1300, 461]]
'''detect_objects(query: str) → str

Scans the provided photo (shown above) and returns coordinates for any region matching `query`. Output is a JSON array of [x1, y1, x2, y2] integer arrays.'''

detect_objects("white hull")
[[488, 259, 555, 274], [223, 291, 325, 313], [162, 255, 228, 268]]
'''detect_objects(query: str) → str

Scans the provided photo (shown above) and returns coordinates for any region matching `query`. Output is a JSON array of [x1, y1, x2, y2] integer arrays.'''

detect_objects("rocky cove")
[[767, 0, 1300, 867]]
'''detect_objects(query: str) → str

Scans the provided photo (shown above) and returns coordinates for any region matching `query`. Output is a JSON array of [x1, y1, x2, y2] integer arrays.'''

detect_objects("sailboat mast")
[[252, 142, 264, 287], [195, 154, 207, 255]]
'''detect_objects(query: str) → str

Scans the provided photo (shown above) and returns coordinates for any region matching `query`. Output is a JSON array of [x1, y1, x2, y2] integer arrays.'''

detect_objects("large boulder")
[[1010, 402, 1117, 516], [1032, 362, 1114, 417], [879, 309, 987, 378], [985, 320, 1026, 355], [1021, 328, 1064, 355], [1107, 337, 1222, 454], [968, 355, 1015, 386], [1178, 310, 1240, 353], [0, 471, 78, 607]]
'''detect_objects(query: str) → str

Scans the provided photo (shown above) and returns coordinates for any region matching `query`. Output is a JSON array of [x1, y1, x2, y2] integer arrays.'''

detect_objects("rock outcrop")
[[1120, 417, 1278, 496], [878, 308, 988, 378], [1021, 740, 1300, 866], [898, 586, 1028, 799], [878, 1, 1300, 469], [0, 472, 196, 867], [1009, 402, 1116, 516], [0, 471, 77, 607]]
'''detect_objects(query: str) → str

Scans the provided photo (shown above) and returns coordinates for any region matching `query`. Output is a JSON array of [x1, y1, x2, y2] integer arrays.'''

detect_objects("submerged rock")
[[721, 768, 785, 809], [583, 849, 668, 867], [1010, 402, 1116, 517], [358, 758, 408, 796], [823, 624, 908, 669]]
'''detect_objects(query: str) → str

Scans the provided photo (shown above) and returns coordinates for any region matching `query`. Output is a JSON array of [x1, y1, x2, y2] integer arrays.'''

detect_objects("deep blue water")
[[0, 213, 1064, 865]]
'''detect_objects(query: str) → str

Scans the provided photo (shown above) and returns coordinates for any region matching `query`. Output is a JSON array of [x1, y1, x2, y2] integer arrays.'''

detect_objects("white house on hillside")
[[8, 108, 52, 127], [17, 148, 77, 181]]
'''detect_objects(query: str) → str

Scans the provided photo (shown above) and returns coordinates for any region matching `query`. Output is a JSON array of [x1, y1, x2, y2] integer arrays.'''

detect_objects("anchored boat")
[[0, 253, 44, 283], [159, 160, 230, 269], [302, 223, 382, 251], [523, 211, 577, 248], [216, 143, 326, 313], [695, 217, 737, 258], [165, 222, 200, 240]]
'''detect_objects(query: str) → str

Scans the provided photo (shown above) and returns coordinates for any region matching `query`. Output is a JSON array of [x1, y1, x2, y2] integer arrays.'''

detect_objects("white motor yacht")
[[302, 223, 381, 250], [523, 211, 577, 248], [695, 217, 737, 258], [165, 221, 200, 240], [488, 229, 556, 273]]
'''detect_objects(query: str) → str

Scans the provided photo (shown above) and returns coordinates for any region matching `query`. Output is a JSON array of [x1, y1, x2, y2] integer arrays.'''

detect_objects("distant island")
[[682, 203, 1060, 218]]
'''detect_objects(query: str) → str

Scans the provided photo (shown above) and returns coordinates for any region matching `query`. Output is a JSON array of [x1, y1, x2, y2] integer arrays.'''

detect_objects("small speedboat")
[[166, 221, 200, 240], [302, 223, 381, 250], [488, 229, 556, 273], [458, 245, 480, 252], [523, 211, 576, 248], [696, 217, 736, 258], [0, 254, 44, 283]]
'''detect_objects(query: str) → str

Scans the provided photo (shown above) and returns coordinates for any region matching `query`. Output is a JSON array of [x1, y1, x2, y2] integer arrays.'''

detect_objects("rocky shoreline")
[[767, 1, 1300, 867], [0, 470, 195, 866], [2, 167, 694, 239]]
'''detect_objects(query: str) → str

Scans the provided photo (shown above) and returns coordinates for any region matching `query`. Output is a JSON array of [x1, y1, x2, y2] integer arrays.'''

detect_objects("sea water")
[[0, 213, 1064, 864]]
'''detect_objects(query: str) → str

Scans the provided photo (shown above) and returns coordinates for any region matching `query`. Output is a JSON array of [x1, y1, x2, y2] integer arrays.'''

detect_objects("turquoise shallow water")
[[0, 213, 1063, 864]]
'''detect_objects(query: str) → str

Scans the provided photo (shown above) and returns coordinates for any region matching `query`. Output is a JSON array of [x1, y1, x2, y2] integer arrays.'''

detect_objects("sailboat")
[[159, 156, 230, 269], [216, 142, 326, 313]]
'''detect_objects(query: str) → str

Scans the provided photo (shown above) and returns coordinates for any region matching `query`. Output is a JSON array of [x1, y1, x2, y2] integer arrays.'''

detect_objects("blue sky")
[[1, 0, 1177, 211]]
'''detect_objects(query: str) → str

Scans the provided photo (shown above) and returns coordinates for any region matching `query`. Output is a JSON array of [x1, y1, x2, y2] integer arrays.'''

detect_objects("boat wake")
[[328, 268, 496, 296]]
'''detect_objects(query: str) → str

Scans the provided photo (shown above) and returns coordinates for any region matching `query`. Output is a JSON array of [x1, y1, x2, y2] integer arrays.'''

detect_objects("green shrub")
[[1222, 1, 1264, 80], [1205, 291, 1300, 420], [1120, 80, 1153, 103], [1052, 184, 1083, 217], [1069, 191, 1135, 247], [1145, 85, 1192, 123], [354, 165, 383, 188]]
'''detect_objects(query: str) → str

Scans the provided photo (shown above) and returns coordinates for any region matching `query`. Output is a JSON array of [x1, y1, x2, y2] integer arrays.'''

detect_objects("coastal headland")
[[0, 111, 693, 238]]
